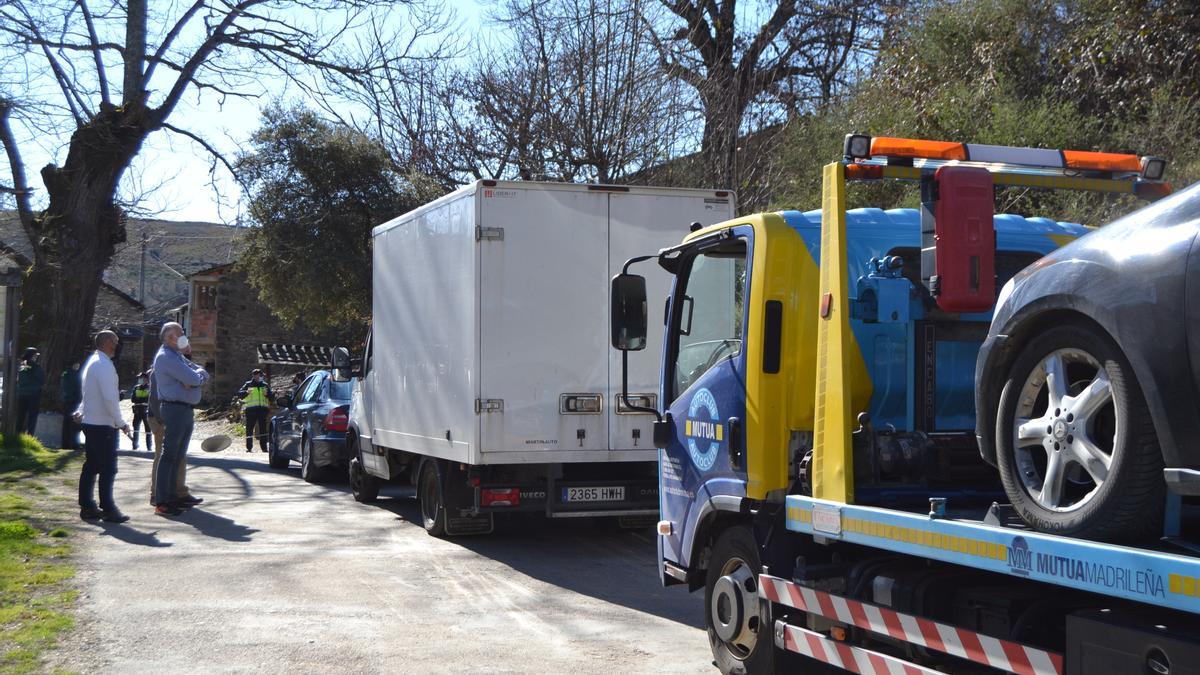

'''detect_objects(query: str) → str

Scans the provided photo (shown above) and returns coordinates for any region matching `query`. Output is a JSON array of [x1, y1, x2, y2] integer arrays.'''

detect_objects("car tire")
[[705, 525, 773, 675], [995, 323, 1164, 542], [349, 454, 379, 503], [267, 426, 289, 470], [300, 436, 326, 484], [418, 459, 447, 537]]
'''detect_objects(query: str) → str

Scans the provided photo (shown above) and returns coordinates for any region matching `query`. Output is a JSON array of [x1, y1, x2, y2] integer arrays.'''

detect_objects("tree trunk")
[[22, 103, 153, 406]]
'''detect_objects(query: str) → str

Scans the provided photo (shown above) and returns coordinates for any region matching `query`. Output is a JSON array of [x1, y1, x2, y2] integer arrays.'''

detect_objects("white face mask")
[[177, 334, 190, 350]]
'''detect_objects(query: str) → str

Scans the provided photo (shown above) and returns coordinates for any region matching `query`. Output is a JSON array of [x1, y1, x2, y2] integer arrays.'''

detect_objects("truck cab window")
[[671, 241, 747, 400]]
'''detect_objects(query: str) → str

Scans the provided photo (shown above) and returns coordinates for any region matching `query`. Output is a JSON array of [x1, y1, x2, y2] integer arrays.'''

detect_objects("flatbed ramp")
[[785, 495, 1200, 615]]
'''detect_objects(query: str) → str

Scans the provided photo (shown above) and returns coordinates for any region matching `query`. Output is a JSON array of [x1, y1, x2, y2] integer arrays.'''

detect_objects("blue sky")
[[12, 0, 489, 226]]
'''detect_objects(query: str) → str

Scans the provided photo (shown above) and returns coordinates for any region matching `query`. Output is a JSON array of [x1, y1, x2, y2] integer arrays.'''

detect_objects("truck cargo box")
[[363, 180, 735, 467]]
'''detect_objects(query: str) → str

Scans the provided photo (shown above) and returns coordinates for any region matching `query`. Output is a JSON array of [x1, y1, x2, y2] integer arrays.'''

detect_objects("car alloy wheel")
[[1012, 347, 1114, 512]]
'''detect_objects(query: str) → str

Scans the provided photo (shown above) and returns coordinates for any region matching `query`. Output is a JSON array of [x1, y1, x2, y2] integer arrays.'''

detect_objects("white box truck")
[[332, 180, 734, 535]]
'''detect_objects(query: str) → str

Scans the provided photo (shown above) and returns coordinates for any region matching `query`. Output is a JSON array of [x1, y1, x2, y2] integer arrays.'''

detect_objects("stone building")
[[178, 263, 323, 404], [90, 283, 146, 385]]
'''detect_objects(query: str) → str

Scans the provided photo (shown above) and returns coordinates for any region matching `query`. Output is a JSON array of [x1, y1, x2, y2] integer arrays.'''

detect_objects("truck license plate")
[[563, 486, 625, 502]]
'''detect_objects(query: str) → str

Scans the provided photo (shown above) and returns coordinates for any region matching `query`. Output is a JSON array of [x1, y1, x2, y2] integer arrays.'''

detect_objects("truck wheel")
[[267, 426, 289, 469], [706, 526, 773, 675], [300, 436, 326, 484], [418, 459, 447, 537], [349, 455, 379, 503], [995, 323, 1164, 542]]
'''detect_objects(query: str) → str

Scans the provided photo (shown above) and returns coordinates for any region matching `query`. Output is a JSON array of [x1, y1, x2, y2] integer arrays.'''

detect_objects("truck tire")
[[706, 526, 773, 675], [418, 459, 447, 537], [349, 455, 379, 503], [300, 436, 327, 484], [995, 323, 1164, 542], [267, 425, 289, 470]]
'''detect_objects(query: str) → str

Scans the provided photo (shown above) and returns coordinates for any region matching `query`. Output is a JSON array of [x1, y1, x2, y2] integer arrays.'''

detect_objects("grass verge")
[[0, 434, 79, 674]]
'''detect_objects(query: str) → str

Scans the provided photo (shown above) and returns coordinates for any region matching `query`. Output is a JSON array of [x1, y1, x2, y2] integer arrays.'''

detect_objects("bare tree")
[[645, 0, 890, 196], [341, 0, 689, 184], [0, 0, 429, 392]]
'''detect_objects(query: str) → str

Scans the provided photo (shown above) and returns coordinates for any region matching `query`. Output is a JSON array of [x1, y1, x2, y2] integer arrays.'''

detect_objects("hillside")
[[0, 213, 246, 314]]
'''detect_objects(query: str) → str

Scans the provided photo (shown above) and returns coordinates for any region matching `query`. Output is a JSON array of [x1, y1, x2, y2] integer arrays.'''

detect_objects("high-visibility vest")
[[132, 386, 150, 405], [243, 384, 270, 410]]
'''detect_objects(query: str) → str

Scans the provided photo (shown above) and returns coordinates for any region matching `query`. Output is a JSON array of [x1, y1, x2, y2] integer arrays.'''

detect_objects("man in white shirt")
[[75, 330, 131, 523]]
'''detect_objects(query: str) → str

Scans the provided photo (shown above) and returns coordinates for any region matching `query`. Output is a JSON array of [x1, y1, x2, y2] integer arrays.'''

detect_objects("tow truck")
[[609, 135, 1200, 674]]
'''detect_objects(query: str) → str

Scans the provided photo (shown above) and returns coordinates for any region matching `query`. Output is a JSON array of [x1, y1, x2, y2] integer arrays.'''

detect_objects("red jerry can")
[[920, 165, 995, 313]]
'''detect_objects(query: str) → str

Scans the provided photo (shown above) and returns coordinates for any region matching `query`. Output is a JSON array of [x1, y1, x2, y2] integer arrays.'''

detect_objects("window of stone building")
[[197, 283, 218, 309]]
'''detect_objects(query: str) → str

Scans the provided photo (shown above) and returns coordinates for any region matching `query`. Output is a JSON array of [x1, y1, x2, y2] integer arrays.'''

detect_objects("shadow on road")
[[95, 521, 172, 548], [328, 485, 703, 629], [173, 507, 259, 542]]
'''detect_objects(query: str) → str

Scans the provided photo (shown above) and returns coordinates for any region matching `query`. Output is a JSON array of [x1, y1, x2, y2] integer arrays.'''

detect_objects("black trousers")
[[16, 394, 39, 435], [131, 406, 151, 449], [61, 402, 80, 450], [79, 424, 119, 511], [244, 406, 269, 451]]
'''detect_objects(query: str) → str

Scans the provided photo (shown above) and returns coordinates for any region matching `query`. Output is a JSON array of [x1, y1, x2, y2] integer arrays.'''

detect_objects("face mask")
[[177, 334, 190, 350]]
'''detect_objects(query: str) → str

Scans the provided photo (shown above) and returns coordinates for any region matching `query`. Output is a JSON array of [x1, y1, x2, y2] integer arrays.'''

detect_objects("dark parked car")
[[268, 370, 352, 482], [976, 181, 1200, 542]]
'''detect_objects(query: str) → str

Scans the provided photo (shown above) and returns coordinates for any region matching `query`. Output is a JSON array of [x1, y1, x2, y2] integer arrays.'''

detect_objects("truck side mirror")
[[331, 346, 352, 382], [611, 273, 648, 351]]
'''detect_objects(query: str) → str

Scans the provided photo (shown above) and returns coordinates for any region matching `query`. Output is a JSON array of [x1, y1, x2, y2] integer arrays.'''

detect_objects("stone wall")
[[203, 267, 323, 404], [91, 284, 145, 388]]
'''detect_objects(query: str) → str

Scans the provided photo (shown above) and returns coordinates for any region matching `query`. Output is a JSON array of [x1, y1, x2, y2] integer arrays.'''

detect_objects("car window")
[[329, 378, 352, 400], [299, 374, 323, 403]]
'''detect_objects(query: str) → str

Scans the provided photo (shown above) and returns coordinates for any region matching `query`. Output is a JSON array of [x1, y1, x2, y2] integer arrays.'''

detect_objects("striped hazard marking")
[[778, 622, 943, 675], [761, 574, 1063, 675]]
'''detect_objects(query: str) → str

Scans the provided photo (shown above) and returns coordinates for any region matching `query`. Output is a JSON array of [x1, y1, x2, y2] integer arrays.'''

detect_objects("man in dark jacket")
[[238, 369, 273, 453], [59, 357, 84, 450], [130, 372, 151, 450], [16, 347, 45, 435]]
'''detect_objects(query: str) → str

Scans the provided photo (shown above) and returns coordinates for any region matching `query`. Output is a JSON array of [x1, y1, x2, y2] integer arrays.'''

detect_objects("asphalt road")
[[49, 444, 713, 673]]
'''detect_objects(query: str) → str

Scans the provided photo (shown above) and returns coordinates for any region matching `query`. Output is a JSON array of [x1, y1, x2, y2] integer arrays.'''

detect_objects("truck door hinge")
[[476, 226, 504, 241], [475, 398, 504, 413]]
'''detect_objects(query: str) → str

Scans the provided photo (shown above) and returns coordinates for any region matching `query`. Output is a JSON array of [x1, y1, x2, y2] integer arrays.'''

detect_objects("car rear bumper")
[[311, 433, 347, 468]]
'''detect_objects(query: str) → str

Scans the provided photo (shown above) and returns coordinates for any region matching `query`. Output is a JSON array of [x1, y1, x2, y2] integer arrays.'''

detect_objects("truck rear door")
[[607, 191, 734, 454], [478, 187, 610, 456]]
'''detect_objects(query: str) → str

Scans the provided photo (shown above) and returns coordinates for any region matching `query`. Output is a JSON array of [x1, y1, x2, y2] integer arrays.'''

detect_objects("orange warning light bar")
[[869, 137, 966, 161], [850, 133, 1162, 179], [1061, 150, 1142, 173]]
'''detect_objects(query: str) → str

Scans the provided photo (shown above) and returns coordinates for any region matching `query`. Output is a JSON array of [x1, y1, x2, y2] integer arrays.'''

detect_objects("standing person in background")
[[16, 347, 44, 435], [130, 372, 151, 450], [147, 366, 199, 507], [152, 322, 208, 517], [238, 369, 273, 453], [59, 356, 83, 450], [75, 331, 130, 523]]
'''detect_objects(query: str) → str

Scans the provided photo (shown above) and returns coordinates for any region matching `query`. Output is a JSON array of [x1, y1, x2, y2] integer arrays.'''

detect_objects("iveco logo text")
[[685, 388, 722, 471]]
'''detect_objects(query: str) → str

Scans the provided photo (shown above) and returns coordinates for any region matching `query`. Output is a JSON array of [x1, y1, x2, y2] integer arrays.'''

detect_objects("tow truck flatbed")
[[786, 495, 1200, 615]]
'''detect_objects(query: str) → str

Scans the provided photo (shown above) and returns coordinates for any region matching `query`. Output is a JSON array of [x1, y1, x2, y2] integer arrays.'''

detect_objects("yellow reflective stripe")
[[1170, 574, 1199, 597], [837, 514, 1008, 562]]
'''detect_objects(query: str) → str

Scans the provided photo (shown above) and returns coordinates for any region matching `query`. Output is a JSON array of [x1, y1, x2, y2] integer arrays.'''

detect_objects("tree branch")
[[142, 0, 205, 87], [77, 0, 111, 105], [160, 122, 243, 188], [0, 100, 37, 268]]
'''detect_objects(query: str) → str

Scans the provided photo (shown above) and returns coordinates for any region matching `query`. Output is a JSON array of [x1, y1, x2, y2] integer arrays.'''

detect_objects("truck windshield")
[[671, 241, 747, 400]]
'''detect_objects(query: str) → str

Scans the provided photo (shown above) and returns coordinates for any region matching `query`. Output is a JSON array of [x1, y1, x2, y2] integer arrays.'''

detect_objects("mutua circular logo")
[[686, 388, 722, 471]]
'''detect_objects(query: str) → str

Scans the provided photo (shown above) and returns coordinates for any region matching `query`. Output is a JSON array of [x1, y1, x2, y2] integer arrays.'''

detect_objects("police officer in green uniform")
[[131, 372, 151, 450], [238, 369, 273, 453]]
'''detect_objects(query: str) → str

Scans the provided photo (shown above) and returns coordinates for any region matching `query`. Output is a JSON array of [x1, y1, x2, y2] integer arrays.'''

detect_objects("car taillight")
[[481, 488, 520, 507], [324, 406, 349, 432]]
